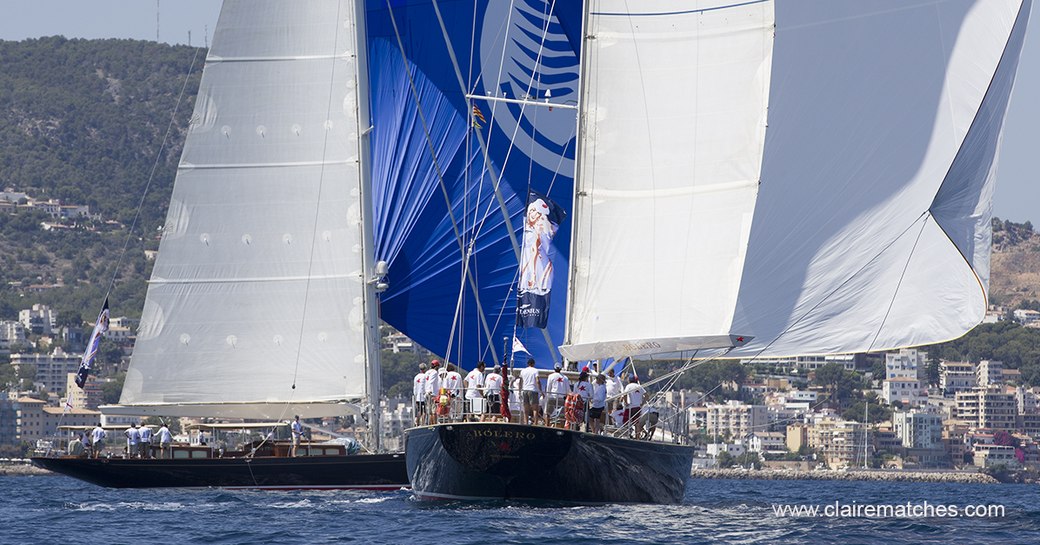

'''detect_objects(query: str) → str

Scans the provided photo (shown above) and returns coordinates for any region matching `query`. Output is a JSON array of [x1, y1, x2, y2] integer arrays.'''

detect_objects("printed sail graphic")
[[518, 191, 566, 329], [112, 0, 373, 419], [75, 298, 109, 389]]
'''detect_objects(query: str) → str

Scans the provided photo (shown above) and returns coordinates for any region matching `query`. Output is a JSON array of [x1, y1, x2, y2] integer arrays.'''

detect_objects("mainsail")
[[108, 0, 377, 419], [560, 0, 1030, 362]]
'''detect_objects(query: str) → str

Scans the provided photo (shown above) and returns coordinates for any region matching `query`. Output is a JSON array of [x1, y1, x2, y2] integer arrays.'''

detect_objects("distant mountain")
[[990, 217, 1040, 309]]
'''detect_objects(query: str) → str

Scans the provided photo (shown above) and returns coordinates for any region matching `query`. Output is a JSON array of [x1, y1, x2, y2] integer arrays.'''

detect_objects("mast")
[[353, 0, 382, 452]]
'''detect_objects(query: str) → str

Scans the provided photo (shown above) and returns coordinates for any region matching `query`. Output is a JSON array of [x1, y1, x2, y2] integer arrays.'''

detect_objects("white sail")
[[112, 0, 372, 419], [563, 0, 774, 361], [562, 0, 1030, 362], [730, 0, 1030, 357]]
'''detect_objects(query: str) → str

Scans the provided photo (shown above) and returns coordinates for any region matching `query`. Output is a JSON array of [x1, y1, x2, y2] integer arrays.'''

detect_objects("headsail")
[[730, 0, 1031, 357], [109, 0, 373, 419], [561, 0, 1030, 362], [562, 0, 774, 361]]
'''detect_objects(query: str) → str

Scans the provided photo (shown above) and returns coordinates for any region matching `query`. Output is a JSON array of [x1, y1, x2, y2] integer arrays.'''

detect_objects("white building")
[[1012, 309, 1040, 326], [892, 410, 942, 449], [882, 349, 926, 407], [706, 401, 769, 440], [940, 361, 976, 395], [10, 348, 81, 396], [977, 360, 1004, 388], [0, 320, 28, 350], [18, 304, 55, 335]]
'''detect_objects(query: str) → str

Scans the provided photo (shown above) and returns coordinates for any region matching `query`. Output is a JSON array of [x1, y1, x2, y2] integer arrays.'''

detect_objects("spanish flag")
[[472, 103, 487, 128]]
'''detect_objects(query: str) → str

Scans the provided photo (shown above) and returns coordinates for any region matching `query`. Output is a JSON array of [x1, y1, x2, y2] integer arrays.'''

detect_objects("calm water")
[[2, 474, 1037, 544]]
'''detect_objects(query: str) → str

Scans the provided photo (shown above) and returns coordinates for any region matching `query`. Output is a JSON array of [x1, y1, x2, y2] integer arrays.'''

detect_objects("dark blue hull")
[[405, 422, 693, 503], [31, 453, 408, 490]]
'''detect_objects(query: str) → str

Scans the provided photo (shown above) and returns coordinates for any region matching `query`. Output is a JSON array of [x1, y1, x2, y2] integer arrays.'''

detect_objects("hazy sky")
[[1, 1, 1037, 223]]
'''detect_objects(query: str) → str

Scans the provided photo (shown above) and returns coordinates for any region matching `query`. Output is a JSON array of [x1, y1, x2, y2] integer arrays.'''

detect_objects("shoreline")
[[0, 461, 51, 477], [691, 468, 999, 484]]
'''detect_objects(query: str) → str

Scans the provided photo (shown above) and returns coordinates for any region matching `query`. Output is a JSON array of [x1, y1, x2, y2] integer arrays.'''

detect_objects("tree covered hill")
[[0, 37, 203, 323]]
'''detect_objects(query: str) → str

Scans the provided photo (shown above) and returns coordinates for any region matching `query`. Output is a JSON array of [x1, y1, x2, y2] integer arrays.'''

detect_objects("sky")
[[0, 1, 1037, 223]]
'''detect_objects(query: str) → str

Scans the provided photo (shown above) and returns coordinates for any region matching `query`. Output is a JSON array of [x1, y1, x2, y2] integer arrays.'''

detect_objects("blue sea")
[[2, 475, 1037, 544]]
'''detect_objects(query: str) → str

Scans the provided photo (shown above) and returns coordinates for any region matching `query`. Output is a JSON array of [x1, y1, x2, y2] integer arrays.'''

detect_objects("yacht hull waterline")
[[405, 422, 693, 503], [30, 453, 408, 490]]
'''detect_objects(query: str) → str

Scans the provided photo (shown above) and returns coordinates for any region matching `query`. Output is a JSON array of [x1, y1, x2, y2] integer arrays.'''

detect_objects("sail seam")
[[179, 160, 354, 170], [592, 0, 769, 18], [208, 54, 351, 62], [148, 274, 357, 285], [866, 214, 930, 353]]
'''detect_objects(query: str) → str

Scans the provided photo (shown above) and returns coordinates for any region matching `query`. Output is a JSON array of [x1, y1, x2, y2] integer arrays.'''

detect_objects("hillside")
[[990, 218, 1040, 307], [0, 36, 1038, 329], [0, 37, 202, 322]]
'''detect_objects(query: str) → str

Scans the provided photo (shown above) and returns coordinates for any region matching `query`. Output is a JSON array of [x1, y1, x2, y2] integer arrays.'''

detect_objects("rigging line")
[[738, 210, 932, 364], [383, 0, 500, 363], [290, 0, 344, 391], [431, 0, 563, 362], [866, 214, 931, 353], [105, 46, 203, 301]]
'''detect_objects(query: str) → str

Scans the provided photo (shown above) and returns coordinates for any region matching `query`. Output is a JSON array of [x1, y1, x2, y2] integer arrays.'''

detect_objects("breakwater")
[[691, 468, 998, 484], [0, 460, 50, 476]]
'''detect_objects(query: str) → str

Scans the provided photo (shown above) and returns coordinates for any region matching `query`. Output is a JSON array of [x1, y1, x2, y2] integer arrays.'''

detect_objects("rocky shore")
[[691, 468, 999, 484]]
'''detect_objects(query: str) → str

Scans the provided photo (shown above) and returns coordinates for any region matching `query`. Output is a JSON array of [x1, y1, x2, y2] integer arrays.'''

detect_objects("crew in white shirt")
[[589, 374, 608, 434], [413, 362, 428, 426], [483, 365, 504, 421], [443, 364, 463, 420], [124, 423, 140, 459], [425, 360, 442, 425], [544, 363, 570, 427], [138, 424, 153, 458], [90, 423, 106, 459], [157, 424, 173, 459], [519, 358, 543, 425], [464, 362, 486, 420], [623, 376, 646, 438]]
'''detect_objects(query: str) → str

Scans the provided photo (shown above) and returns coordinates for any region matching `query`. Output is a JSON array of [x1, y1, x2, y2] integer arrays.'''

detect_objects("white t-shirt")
[[157, 427, 172, 444], [444, 371, 462, 394], [591, 382, 607, 408], [413, 372, 427, 399], [138, 427, 153, 443], [91, 427, 105, 444], [520, 366, 541, 392], [573, 380, 592, 401], [545, 372, 570, 397], [464, 369, 484, 399], [623, 382, 645, 407], [485, 372, 503, 395], [605, 375, 623, 398], [125, 427, 139, 445], [425, 368, 441, 396]]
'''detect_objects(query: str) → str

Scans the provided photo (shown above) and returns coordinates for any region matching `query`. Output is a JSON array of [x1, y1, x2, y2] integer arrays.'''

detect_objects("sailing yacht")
[[32, 0, 408, 490], [403, 0, 1031, 504]]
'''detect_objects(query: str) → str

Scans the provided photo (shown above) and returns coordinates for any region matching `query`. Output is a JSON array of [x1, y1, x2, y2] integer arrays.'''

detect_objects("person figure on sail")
[[464, 361, 486, 421], [519, 197, 558, 297], [413, 362, 428, 426], [520, 358, 544, 425], [290, 415, 305, 457]]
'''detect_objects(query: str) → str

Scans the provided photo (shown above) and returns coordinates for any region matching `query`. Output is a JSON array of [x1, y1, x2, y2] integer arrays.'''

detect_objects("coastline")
[[691, 468, 999, 484], [0, 461, 51, 477]]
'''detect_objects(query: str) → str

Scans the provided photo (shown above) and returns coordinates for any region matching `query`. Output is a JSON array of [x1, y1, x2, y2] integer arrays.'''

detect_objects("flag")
[[512, 336, 529, 354], [63, 398, 73, 413], [472, 103, 486, 128], [517, 190, 567, 329], [75, 298, 110, 389]]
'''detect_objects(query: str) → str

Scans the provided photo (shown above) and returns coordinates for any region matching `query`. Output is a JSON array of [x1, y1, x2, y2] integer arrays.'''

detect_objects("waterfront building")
[[955, 387, 1017, 431], [939, 361, 976, 395], [10, 348, 81, 397], [892, 410, 943, 449], [976, 360, 1005, 388], [706, 401, 768, 441]]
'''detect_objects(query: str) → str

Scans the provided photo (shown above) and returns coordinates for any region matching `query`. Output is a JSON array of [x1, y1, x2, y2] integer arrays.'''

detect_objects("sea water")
[[2, 475, 1036, 544]]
